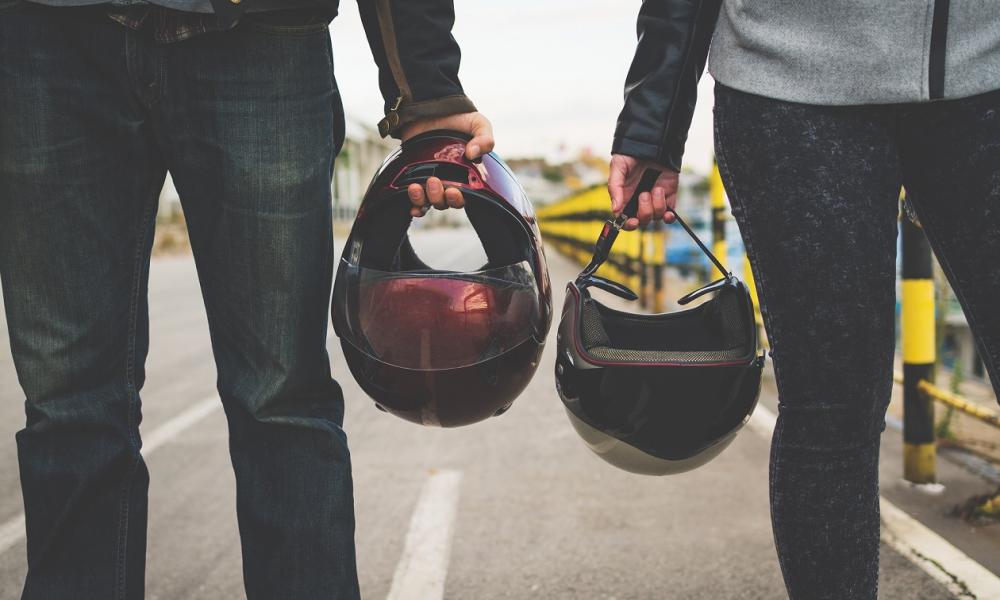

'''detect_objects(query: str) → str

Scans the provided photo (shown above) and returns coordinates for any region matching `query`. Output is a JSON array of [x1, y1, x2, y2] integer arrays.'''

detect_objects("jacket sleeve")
[[612, 0, 722, 171], [357, 0, 477, 139]]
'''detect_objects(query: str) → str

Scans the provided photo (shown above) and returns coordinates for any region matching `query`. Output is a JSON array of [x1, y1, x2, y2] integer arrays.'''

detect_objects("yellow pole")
[[901, 197, 936, 484]]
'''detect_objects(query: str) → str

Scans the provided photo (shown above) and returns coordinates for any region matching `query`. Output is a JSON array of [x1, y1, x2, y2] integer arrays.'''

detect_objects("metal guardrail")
[[536, 175, 766, 318], [536, 184, 667, 311], [892, 371, 1000, 429], [919, 381, 1000, 429]]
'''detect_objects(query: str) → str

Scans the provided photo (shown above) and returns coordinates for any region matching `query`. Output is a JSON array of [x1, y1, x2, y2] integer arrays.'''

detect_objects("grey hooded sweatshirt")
[[708, 0, 1000, 104]]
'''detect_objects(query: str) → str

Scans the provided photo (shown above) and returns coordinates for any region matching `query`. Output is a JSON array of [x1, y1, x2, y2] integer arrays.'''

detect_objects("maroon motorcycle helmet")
[[332, 130, 552, 427]]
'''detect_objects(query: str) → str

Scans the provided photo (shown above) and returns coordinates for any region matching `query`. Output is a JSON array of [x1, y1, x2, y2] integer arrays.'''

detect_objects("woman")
[[608, 2, 1000, 598]]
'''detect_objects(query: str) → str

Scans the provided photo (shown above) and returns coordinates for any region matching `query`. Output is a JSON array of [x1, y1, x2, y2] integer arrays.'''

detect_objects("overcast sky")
[[329, 1, 716, 174]]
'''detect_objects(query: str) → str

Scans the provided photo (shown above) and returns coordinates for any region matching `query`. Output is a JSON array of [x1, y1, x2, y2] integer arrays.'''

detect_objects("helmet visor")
[[335, 260, 541, 370]]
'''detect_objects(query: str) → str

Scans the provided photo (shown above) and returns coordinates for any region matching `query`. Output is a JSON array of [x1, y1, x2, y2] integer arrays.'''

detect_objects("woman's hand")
[[608, 154, 679, 230], [400, 112, 495, 217]]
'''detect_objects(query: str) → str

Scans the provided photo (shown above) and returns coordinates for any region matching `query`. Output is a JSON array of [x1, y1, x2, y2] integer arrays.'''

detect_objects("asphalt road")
[[0, 227, 987, 599]]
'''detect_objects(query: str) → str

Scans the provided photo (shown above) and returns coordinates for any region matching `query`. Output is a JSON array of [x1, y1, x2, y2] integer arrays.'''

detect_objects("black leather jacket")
[[209, 0, 475, 139], [612, 0, 722, 172]]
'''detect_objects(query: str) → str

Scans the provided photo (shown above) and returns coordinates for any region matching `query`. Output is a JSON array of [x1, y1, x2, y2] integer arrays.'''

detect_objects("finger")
[[466, 134, 493, 160], [608, 164, 626, 214], [651, 186, 667, 222], [623, 217, 640, 231], [445, 187, 464, 209], [411, 204, 430, 218], [636, 191, 653, 226], [408, 183, 425, 207], [663, 187, 678, 223], [466, 118, 495, 159], [426, 177, 446, 209]]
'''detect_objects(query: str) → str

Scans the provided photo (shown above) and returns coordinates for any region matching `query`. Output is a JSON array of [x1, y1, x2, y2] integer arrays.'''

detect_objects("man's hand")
[[608, 154, 679, 231], [401, 112, 495, 217]]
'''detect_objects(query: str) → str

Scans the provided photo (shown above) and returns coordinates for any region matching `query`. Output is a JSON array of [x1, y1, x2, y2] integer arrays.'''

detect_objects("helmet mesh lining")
[[579, 287, 752, 363]]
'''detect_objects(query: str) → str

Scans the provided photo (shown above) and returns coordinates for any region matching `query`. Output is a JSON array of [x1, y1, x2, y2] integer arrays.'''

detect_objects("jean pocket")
[[241, 7, 333, 36]]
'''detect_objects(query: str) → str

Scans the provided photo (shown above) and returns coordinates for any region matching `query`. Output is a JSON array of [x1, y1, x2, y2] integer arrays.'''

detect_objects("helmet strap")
[[576, 169, 730, 286]]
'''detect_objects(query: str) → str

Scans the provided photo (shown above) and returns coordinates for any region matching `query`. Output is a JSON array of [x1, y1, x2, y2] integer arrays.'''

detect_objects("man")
[[0, 1, 490, 598]]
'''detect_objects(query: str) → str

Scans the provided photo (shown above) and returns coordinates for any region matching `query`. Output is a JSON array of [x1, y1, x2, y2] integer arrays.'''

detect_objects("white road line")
[[745, 403, 777, 438], [0, 515, 25, 557], [748, 403, 1000, 600], [0, 394, 221, 556], [386, 469, 463, 600], [141, 395, 220, 457], [881, 499, 1000, 599]]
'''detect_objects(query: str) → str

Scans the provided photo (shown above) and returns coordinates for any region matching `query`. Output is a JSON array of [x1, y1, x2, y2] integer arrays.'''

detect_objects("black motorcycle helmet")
[[333, 130, 552, 427], [556, 170, 765, 475]]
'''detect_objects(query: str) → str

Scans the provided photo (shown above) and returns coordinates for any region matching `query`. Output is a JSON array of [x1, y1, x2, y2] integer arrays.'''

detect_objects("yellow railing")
[[892, 371, 1000, 429], [536, 184, 665, 310]]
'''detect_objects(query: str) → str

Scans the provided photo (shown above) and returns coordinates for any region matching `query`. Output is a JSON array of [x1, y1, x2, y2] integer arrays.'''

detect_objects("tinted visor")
[[335, 260, 541, 370]]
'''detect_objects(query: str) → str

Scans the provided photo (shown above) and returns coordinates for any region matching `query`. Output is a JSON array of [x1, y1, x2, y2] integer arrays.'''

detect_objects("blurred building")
[[504, 158, 571, 207], [332, 117, 396, 220], [938, 286, 989, 382], [506, 151, 611, 208]]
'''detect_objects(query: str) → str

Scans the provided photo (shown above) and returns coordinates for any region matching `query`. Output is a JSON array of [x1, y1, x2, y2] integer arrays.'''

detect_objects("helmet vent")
[[396, 162, 470, 187]]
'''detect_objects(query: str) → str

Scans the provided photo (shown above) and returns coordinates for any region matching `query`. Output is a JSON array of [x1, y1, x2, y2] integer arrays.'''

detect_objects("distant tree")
[[542, 165, 564, 183], [687, 173, 710, 197]]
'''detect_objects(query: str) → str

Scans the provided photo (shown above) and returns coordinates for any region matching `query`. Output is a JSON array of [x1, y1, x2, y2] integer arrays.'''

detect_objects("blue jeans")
[[714, 83, 1000, 599], [0, 4, 357, 599]]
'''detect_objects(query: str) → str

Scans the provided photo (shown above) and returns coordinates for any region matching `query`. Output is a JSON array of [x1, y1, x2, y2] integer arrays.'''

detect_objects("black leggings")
[[713, 83, 1000, 599]]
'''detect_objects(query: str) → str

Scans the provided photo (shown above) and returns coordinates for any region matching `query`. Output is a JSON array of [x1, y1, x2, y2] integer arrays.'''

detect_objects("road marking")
[[141, 395, 220, 456], [746, 403, 776, 438], [0, 394, 221, 555], [0, 515, 25, 557], [748, 403, 1000, 599], [386, 469, 463, 600], [881, 499, 1000, 599]]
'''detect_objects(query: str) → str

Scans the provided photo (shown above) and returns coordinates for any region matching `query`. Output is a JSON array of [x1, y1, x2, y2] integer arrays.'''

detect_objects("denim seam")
[[713, 105, 796, 585], [115, 169, 160, 600], [713, 112, 784, 397], [115, 32, 137, 600], [124, 29, 140, 103], [151, 41, 165, 106], [325, 34, 340, 169]]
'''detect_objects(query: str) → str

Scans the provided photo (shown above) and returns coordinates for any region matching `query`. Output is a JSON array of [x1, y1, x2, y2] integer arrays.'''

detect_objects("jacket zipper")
[[928, 0, 949, 99], [374, 0, 412, 138], [379, 96, 404, 139]]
